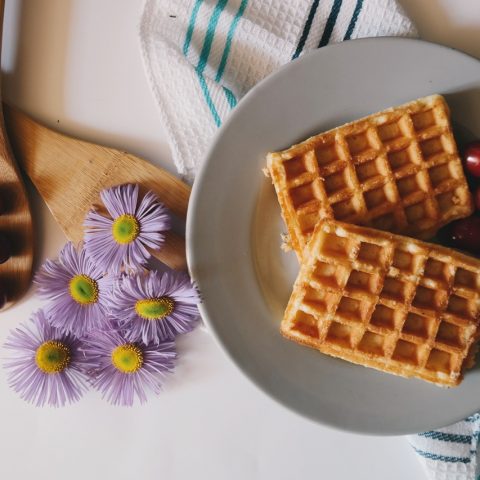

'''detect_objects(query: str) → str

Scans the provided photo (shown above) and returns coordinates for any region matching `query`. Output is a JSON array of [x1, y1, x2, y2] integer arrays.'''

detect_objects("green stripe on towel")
[[318, 0, 343, 47], [419, 431, 472, 444], [292, 0, 321, 60], [223, 87, 237, 108], [196, 71, 222, 127], [183, 0, 203, 56], [343, 0, 363, 40], [216, 0, 249, 82], [412, 446, 471, 464], [197, 0, 229, 74]]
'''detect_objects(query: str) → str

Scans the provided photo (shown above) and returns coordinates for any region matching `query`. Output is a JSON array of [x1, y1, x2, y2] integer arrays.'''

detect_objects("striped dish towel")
[[138, 1, 479, 479], [408, 414, 480, 480], [139, 0, 416, 179]]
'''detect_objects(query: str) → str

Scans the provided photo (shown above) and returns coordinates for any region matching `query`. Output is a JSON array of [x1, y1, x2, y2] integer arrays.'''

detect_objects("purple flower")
[[35, 242, 113, 338], [109, 270, 200, 345], [82, 328, 176, 406], [3, 310, 89, 407], [84, 184, 170, 273]]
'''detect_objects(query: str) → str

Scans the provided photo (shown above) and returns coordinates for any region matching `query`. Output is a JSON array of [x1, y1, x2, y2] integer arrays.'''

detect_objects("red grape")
[[0, 233, 11, 264], [463, 141, 480, 178], [449, 216, 480, 254]]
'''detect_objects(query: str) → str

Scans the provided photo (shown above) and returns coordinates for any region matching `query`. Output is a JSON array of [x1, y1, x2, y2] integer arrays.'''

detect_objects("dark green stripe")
[[419, 431, 472, 445], [412, 446, 470, 464], [292, 0, 321, 60], [216, 0, 248, 82], [343, 0, 363, 40], [318, 0, 343, 47]]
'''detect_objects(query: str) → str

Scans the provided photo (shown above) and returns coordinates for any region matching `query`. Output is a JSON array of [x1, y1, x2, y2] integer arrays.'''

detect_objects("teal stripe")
[[412, 446, 471, 464], [196, 0, 229, 74], [223, 87, 237, 108], [183, 0, 203, 56], [196, 71, 221, 127], [419, 431, 472, 445], [215, 0, 248, 82], [343, 0, 363, 40], [318, 0, 343, 47]]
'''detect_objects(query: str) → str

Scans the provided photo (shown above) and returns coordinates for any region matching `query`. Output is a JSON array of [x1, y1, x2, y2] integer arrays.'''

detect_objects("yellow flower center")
[[135, 297, 175, 320], [111, 344, 144, 373], [69, 274, 99, 305], [35, 341, 71, 374], [112, 214, 140, 244]]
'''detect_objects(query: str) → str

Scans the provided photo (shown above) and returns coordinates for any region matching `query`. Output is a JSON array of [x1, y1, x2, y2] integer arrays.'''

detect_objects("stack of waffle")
[[266, 95, 480, 387]]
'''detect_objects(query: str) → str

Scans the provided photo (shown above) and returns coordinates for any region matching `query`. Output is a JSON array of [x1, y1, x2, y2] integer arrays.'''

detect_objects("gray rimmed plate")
[[186, 38, 480, 435]]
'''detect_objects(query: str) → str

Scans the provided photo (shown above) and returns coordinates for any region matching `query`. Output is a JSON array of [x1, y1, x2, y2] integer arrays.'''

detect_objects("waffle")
[[281, 219, 480, 387], [267, 95, 473, 258]]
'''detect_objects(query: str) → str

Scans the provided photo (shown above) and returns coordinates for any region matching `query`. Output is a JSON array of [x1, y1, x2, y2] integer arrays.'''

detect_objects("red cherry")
[[463, 141, 480, 178], [449, 216, 480, 254]]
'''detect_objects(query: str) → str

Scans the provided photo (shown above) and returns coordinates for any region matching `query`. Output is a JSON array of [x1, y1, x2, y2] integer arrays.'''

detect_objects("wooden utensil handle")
[[0, 0, 35, 310]]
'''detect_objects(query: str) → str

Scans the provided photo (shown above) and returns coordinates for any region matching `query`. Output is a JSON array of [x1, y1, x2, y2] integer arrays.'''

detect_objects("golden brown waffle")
[[267, 95, 473, 258], [281, 219, 480, 387]]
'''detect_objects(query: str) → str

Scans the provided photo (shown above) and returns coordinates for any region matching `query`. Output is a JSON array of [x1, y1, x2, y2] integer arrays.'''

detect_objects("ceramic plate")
[[186, 38, 480, 435]]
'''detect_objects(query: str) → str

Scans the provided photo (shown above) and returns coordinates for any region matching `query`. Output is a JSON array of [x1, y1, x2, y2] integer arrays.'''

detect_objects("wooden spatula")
[[0, 0, 34, 310], [4, 104, 190, 270]]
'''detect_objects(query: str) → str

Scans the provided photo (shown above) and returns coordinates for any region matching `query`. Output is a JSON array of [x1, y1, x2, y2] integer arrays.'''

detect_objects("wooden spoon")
[[4, 104, 190, 270], [0, 0, 34, 310]]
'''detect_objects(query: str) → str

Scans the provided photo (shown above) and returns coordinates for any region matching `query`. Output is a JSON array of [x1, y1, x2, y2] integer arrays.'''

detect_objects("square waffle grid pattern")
[[267, 95, 473, 258], [282, 220, 480, 386]]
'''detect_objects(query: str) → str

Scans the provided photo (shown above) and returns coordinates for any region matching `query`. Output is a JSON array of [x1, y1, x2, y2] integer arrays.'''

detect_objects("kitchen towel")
[[139, 0, 416, 180], [139, 1, 478, 479], [408, 414, 480, 480]]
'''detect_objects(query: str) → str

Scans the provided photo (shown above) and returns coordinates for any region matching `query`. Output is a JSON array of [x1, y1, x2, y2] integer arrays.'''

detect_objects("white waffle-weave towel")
[[139, 2, 479, 479], [139, 0, 416, 180], [408, 414, 480, 480]]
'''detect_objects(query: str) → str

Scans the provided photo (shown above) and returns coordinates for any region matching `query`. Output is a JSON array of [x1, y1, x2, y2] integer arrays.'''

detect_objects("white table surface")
[[0, 1, 479, 479]]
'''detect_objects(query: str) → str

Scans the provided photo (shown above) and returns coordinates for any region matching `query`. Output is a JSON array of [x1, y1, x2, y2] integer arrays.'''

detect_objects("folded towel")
[[139, 2, 479, 479], [408, 414, 480, 480], [139, 0, 416, 180]]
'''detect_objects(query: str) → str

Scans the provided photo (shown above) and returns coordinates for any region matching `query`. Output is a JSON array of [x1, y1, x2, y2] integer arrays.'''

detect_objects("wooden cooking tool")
[[4, 105, 190, 271], [0, 0, 34, 310]]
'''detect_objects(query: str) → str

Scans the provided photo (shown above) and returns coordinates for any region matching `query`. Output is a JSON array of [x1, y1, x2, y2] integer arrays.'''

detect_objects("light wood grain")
[[4, 105, 190, 271], [0, 0, 34, 310]]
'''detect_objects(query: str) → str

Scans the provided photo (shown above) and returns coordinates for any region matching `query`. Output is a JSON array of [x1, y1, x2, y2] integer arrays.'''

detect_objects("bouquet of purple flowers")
[[3, 184, 200, 406]]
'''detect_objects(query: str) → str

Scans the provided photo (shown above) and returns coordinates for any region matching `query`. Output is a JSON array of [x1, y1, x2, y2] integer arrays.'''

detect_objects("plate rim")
[[186, 36, 480, 435]]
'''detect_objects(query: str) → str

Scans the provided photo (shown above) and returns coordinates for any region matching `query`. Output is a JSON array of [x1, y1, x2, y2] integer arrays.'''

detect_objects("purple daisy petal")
[[101, 183, 138, 218], [34, 242, 113, 338], [84, 184, 171, 273], [109, 270, 200, 345], [3, 310, 89, 407], [82, 327, 176, 406]]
